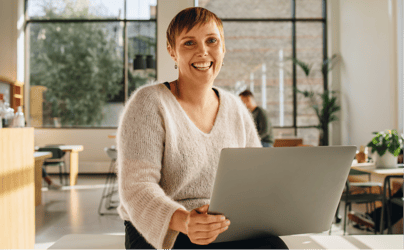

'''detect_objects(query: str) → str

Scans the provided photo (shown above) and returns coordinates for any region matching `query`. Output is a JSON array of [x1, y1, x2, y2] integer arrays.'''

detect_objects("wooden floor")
[[35, 175, 391, 249]]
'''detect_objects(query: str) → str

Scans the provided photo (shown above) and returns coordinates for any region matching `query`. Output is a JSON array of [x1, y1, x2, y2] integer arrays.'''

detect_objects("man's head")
[[239, 90, 257, 111]]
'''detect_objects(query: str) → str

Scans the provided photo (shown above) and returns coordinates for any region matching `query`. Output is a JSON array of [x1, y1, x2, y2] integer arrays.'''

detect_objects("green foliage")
[[30, 0, 123, 126], [367, 130, 404, 157], [294, 87, 341, 132], [290, 54, 341, 145], [289, 57, 313, 77]]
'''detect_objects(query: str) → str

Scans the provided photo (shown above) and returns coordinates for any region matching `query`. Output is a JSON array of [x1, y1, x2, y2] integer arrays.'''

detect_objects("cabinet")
[[0, 128, 35, 248], [0, 76, 24, 113]]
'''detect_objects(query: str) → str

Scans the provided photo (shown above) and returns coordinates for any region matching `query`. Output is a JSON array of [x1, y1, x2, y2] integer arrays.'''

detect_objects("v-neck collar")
[[161, 82, 223, 136]]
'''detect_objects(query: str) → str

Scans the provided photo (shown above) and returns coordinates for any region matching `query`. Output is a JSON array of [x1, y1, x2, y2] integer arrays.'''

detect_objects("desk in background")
[[34, 151, 52, 206], [273, 138, 303, 147], [350, 161, 403, 193], [35, 145, 84, 186]]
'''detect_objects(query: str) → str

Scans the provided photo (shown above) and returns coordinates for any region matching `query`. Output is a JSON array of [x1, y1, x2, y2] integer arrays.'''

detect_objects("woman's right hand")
[[186, 204, 231, 245]]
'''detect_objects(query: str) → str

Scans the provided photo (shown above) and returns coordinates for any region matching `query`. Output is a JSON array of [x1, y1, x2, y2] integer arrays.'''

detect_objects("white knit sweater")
[[116, 83, 261, 249]]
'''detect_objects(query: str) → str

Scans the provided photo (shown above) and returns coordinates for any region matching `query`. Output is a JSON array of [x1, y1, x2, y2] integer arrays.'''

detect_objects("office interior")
[[0, 0, 403, 248]]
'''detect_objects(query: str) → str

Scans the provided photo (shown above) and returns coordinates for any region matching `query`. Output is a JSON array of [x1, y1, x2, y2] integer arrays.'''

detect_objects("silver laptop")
[[208, 146, 356, 243]]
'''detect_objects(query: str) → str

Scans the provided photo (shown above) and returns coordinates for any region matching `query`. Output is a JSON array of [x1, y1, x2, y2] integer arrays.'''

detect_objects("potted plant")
[[290, 54, 340, 146], [367, 130, 403, 168]]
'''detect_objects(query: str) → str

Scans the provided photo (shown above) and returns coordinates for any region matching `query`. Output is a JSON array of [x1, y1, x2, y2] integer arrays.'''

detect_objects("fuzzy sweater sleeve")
[[117, 86, 185, 249]]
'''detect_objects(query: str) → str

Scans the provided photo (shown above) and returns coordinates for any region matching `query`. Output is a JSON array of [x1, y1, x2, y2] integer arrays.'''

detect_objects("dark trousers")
[[124, 221, 289, 249], [369, 185, 403, 230]]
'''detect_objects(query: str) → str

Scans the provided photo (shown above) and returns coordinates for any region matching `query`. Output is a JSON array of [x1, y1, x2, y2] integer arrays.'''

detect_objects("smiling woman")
[[116, 7, 288, 249]]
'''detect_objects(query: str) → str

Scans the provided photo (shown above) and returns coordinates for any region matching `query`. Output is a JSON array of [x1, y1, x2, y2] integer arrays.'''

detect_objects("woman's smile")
[[192, 61, 213, 71]]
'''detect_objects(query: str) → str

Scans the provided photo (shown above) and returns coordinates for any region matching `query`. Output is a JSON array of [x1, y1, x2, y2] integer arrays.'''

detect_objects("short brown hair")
[[166, 7, 225, 52], [239, 89, 254, 98]]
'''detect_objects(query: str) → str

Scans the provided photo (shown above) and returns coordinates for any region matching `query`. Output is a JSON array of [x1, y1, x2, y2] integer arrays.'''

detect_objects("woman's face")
[[169, 21, 225, 85]]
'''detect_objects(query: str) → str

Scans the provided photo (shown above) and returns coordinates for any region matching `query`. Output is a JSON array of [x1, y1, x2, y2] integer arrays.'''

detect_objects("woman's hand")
[[188, 204, 230, 245], [169, 204, 231, 245]]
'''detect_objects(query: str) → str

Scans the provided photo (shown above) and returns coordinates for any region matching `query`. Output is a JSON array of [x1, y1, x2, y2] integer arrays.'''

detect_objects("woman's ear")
[[167, 44, 177, 62]]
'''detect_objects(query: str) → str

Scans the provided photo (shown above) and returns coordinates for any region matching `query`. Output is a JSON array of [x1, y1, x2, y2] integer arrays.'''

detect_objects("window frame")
[[24, 0, 157, 129], [217, 0, 328, 143]]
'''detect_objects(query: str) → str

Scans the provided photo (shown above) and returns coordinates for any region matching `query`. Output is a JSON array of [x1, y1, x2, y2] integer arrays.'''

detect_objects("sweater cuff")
[[155, 197, 186, 249]]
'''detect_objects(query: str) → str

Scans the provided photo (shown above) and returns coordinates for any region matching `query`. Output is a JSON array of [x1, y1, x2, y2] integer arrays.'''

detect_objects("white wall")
[[398, 0, 403, 135], [157, 0, 194, 82], [328, 0, 400, 147], [0, 0, 24, 81], [327, 0, 342, 146]]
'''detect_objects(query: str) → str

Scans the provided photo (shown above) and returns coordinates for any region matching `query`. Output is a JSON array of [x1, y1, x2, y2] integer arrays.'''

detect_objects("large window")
[[26, 0, 157, 128], [199, 0, 327, 145]]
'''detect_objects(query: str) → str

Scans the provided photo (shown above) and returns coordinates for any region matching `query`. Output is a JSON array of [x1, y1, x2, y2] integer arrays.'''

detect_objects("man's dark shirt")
[[252, 106, 273, 143]]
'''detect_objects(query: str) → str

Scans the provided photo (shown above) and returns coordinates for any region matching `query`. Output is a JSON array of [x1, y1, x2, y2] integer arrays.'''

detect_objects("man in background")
[[239, 90, 273, 147]]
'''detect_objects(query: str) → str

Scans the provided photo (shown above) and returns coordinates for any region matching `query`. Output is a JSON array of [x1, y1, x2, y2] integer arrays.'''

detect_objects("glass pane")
[[215, 22, 293, 127], [296, 0, 323, 18], [295, 22, 323, 127], [29, 22, 124, 127], [127, 0, 157, 19], [199, 0, 292, 19], [27, 0, 125, 19], [127, 21, 157, 98], [297, 127, 320, 146]]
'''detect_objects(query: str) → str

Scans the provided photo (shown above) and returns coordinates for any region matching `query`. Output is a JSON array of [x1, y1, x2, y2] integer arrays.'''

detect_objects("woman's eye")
[[208, 38, 217, 44], [184, 41, 194, 46]]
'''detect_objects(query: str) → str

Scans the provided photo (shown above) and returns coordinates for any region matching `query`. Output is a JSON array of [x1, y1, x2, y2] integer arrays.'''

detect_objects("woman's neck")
[[172, 77, 217, 108]]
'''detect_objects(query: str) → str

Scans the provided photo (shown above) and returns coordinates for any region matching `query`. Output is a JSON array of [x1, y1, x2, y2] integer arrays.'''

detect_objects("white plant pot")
[[373, 152, 398, 168]]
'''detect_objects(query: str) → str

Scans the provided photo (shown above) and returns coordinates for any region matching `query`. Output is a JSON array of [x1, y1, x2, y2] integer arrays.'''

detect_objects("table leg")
[[34, 160, 44, 206], [69, 151, 79, 186], [380, 178, 387, 234]]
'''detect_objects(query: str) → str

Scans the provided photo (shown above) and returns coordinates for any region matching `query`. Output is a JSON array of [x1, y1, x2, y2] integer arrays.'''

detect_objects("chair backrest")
[[273, 138, 303, 147], [104, 147, 117, 160], [349, 168, 370, 176], [38, 147, 65, 159]]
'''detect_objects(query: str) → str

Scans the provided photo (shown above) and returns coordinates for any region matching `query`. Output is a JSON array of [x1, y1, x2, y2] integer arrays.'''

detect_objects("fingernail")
[[224, 226, 228, 230], [221, 216, 226, 220], [226, 220, 230, 225]]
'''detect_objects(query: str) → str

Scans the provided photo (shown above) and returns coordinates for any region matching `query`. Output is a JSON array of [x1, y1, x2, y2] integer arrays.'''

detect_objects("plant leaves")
[[288, 57, 313, 77]]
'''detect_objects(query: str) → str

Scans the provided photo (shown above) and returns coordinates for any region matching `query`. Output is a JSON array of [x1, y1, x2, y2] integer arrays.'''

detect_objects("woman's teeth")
[[192, 62, 212, 71]]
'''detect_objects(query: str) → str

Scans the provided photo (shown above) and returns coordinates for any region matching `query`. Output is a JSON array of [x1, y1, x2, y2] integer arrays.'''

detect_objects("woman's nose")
[[196, 43, 208, 56]]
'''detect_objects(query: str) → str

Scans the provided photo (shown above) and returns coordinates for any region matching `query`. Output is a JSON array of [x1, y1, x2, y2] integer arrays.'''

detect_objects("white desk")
[[36, 145, 84, 185], [48, 234, 403, 249]]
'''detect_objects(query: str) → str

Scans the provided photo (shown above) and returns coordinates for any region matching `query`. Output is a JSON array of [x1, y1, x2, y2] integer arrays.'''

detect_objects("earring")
[[175, 63, 178, 69], [222, 62, 224, 66]]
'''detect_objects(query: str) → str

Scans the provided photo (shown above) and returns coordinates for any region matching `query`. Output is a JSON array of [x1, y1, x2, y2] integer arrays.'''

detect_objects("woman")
[[117, 7, 288, 249]]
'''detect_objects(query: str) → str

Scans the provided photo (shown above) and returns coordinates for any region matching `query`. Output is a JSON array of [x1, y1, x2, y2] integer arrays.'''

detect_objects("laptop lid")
[[208, 146, 356, 242]]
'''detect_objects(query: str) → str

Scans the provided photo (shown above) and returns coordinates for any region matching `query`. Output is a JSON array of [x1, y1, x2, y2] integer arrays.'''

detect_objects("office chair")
[[349, 169, 383, 212], [340, 179, 384, 235], [38, 147, 68, 186], [333, 168, 382, 224], [98, 146, 119, 215], [382, 176, 403, 234]]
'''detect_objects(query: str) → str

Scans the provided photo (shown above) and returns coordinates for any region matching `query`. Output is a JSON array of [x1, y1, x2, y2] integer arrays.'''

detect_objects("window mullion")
[[124, 0, 128, 103], [292, 0, 297, 136]]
